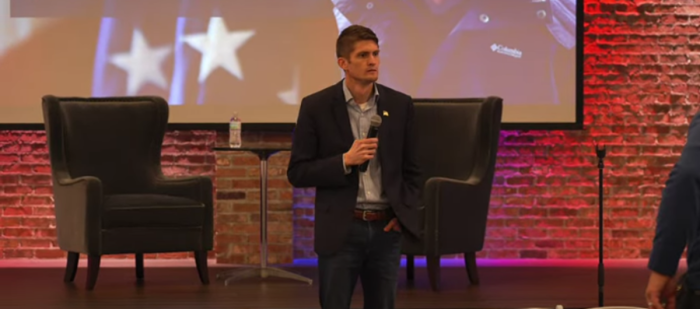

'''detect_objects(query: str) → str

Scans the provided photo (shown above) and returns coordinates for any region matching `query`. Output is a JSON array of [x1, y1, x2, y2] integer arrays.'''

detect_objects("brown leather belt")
[[354, 209, 392, 221]]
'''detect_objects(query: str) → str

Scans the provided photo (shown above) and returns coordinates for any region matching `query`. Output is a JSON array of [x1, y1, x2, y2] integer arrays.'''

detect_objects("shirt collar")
[[342, 79, 379, 105]]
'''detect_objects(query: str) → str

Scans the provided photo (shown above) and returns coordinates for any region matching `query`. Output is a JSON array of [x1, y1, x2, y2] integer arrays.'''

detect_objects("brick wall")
[[0, 0, 691, 261]]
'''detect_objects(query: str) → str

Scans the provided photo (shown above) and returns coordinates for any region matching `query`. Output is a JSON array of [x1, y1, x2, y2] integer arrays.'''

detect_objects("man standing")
[[646, 112, 700, 309], [287, 25, 422, 309]]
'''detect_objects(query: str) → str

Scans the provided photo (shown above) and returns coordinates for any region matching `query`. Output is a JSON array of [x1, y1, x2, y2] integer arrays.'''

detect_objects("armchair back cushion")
[[405, 97, 503, 255], [43, 96, 168, 195]]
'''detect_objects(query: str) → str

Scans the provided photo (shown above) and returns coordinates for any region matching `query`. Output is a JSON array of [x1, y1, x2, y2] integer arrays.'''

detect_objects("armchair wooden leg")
[[86, 254, 101, 290], [194, 251, 209, 285], [464, 252, 479, 285], [427, 255, 441, 292], [64, 252, 79, 282], [406, 255, 415, 281], [135, 253, 144, 280]]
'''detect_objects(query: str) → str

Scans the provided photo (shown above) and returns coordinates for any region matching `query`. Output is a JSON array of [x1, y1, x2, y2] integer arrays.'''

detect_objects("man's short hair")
[[336, 25, 379, 58]]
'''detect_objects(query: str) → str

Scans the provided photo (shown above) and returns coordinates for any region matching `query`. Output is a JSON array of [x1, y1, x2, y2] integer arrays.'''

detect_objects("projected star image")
[[181, 17, 255, 83], [109, 29, 172, 95]]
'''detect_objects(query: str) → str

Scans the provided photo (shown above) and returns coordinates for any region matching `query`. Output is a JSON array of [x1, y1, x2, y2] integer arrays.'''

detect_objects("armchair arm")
[[153, 176, 214, 249], [423, 176, 490, 255], [153, 176, 213, 203], [52, 174, 103, 255]]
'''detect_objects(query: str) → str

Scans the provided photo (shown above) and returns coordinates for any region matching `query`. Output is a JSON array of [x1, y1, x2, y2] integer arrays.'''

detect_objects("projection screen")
[[4, 0, 582, 129]]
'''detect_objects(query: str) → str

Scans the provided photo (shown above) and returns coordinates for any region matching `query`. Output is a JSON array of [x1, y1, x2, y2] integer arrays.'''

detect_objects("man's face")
[[339, 40, 380, 83]]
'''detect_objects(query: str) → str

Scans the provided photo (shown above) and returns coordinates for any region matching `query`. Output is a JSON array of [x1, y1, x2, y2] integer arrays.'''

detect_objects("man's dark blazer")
[[287, 80, 423, 255]]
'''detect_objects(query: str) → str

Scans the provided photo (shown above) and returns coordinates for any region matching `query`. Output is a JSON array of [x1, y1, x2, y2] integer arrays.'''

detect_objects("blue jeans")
[[317, 218, 403, 309]]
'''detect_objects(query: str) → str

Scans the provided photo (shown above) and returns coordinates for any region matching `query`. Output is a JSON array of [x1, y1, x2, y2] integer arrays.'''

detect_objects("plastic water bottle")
[[229, 113, 242, 148]]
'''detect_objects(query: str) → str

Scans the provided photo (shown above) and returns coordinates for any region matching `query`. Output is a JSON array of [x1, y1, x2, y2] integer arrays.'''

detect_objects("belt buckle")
[[362, 210, 369, 221]]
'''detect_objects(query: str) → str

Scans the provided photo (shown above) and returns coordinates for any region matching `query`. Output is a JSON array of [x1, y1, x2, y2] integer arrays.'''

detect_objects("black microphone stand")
[[596, 144, 606, 307]]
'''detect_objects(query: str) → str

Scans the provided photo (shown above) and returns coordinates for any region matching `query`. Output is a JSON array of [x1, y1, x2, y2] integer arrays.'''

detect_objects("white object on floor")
[[587, 307, 646, 309]]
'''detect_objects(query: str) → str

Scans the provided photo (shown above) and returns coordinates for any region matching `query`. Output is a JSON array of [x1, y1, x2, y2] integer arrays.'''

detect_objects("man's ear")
[[337, 57, 348, 70]]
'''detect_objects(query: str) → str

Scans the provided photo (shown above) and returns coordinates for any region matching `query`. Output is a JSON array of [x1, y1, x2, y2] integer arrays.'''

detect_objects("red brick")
[[0, 239, 19, 248], [35, 249, 65, 259], [157, 252, 191, 259], [0, 217, 21, 227], [3, 228, 35, 238], [19, 175, 51, 185], [0, 164, 33, 173], [21, 217, 54, 228], [231, 202, 260, 213], [32, 207, 54, 217], [0, 197, 23, 207], [3, 249, 33, 258], [22, 196, 52, 206], [218, 213, 251, 224], [0, 175, 19, 184], [4, 186, 32, 195], [217, 168, 247, 178], [232, 179, 259, 188], [520, 250, 547, 259], [35, 229, 56, 238], [19, 239, 53, 248], [216, 191, 245, 200], [232, 156, 259, 166]]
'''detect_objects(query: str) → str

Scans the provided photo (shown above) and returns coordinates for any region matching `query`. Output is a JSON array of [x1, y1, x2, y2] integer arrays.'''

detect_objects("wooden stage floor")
[[0, 258, 654, 309]]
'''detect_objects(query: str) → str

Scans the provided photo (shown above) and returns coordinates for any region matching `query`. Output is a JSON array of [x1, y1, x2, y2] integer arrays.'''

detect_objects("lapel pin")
[[383, 111, 389, 117]]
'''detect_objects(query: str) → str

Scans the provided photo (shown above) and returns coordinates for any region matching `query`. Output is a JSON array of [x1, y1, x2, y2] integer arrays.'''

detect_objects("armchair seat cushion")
[[103, 194, 205, 228]]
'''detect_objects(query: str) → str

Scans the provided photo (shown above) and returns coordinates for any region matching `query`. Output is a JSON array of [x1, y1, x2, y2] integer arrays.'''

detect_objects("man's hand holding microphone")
[[343, 138, 378, 168], [345, 114, 382, 172]]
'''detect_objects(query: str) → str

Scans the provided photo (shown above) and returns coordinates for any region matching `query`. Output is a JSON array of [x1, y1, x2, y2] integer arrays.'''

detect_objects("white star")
[[109, 29, 172, 95], [278, 66, 300, 105], [181, 17, 255, 83]]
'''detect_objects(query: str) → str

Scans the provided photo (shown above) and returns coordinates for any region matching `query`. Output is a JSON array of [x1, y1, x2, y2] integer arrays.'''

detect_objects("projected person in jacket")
[[331, 0, 576, 105]]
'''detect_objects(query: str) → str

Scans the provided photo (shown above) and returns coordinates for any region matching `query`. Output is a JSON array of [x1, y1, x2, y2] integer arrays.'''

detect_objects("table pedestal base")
[[217, 266, 313, 286]]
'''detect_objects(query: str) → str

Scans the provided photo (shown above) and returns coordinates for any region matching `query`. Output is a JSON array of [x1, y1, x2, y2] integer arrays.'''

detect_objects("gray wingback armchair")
[[41, 95, 214, 290], [401, 97, 503, 291]]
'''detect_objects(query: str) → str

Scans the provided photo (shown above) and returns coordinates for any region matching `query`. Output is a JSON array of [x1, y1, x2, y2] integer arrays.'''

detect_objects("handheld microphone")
[[359, 114, 382, 172]]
